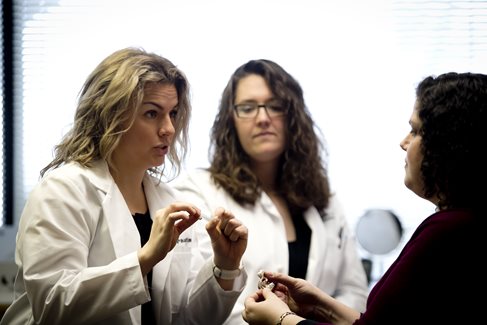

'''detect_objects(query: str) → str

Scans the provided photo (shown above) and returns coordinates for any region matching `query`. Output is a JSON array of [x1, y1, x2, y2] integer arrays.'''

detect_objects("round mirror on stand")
[[356, 209, 403, 285]]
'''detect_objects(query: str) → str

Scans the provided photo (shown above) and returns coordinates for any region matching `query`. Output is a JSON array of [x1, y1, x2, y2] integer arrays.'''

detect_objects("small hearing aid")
[[257, 270, 275, 290]]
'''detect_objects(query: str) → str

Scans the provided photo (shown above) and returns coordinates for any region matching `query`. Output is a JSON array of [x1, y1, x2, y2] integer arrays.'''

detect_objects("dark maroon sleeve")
[[353, 209, 484, 324]]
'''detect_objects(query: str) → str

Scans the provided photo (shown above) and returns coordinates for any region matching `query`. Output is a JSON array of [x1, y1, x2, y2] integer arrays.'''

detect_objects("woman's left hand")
[[206, 207, 248, 270]]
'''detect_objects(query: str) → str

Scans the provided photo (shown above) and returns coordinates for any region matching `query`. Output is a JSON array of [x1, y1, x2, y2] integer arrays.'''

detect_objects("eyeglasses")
[[233, 100, 287, 119]]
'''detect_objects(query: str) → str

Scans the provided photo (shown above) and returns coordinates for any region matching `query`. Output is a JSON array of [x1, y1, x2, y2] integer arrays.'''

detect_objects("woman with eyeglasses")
[[174, 59, 368, 325]]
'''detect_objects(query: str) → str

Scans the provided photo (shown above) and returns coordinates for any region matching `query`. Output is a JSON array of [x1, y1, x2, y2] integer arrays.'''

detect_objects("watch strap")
[[212, 265, 241, 280]]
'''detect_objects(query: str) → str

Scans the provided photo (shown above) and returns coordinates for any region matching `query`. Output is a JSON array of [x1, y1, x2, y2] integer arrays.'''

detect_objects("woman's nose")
[[399, 136, 408, 151], [255, 106, 271, 123], [159, 117, 175, 137]]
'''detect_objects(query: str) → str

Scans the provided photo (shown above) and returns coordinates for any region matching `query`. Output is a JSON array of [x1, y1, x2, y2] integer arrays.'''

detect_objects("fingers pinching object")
[[257, 270, 275, 290]]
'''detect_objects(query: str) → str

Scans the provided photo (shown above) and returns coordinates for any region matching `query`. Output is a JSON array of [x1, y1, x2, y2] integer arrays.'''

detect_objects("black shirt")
[[132, 211, 156, 325], [288, 211, 311, 279]]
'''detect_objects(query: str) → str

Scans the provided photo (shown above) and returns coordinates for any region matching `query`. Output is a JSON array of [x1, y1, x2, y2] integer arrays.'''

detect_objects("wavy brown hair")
[[416, 72, 487, 211], [208, 59, 330, 215], [40, 47, 191, 179]]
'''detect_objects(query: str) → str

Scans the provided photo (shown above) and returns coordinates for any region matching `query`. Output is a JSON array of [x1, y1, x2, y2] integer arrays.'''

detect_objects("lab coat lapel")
[[88, 162, 145, 324], [102, 180, 141, 258], [143, 176, 176, 324], [90, 161, 141, 259], [102, 186, 142, 325], [305, 208, 327, 283]]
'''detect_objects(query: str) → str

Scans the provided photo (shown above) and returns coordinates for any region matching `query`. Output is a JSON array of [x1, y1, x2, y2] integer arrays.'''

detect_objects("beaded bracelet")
[[276, 311, 297, 325]]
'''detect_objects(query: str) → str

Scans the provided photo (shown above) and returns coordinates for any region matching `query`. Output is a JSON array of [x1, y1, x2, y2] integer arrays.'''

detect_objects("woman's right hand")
[[265, 272, 361, 325], [137, 202, 201, 275], [264, 272, 323, 318]]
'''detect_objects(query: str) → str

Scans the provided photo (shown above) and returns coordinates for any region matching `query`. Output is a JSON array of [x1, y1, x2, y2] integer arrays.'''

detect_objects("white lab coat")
[[1, 161, 246, 325], [173, 169, 368, 325]]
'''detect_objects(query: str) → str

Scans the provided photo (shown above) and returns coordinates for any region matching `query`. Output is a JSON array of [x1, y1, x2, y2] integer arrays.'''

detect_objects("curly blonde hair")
[[40, 47, 191, 179]]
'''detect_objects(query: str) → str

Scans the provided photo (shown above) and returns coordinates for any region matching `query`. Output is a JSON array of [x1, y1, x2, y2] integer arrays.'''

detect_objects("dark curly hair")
[[208, 59, 330, 215], [416, 72, 487, 210]]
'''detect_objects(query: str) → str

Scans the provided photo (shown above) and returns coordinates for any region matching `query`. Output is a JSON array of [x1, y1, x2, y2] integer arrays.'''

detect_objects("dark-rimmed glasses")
[[233, 101, 287, 119]]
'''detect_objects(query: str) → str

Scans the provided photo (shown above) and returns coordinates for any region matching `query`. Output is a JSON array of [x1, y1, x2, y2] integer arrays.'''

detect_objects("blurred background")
[[1, 0, 486, 306]]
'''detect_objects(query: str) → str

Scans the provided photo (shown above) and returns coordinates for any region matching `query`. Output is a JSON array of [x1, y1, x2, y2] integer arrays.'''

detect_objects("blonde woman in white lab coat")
[[174, 60, 368, 325], [0, 48, 248, 325]]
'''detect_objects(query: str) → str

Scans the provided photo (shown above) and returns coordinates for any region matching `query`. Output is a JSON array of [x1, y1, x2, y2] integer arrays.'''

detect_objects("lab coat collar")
[[85, 160, 113, 193], [143, 175, 179, 214]]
